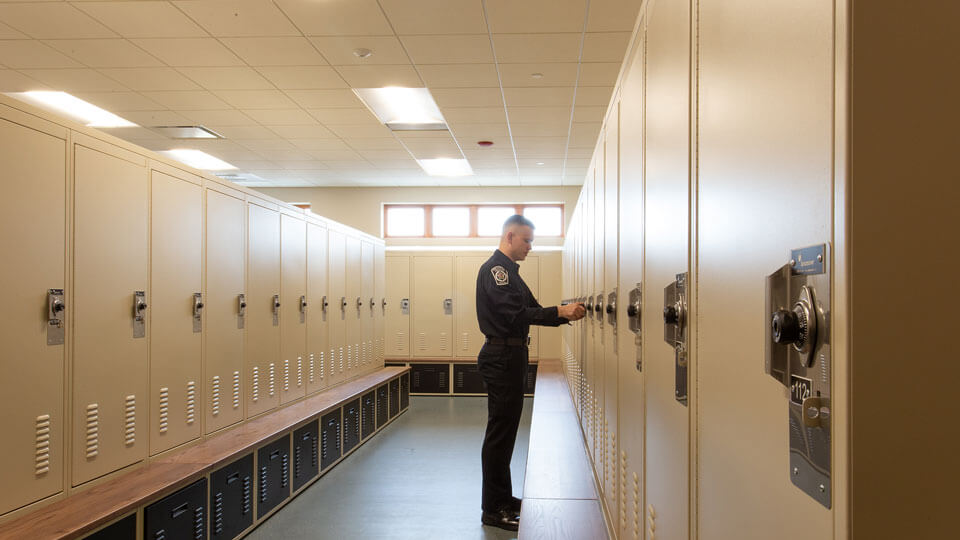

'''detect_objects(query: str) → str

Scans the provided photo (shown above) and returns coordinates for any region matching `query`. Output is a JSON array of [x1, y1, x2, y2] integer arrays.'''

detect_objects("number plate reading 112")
[[790, 375, 812, 405]]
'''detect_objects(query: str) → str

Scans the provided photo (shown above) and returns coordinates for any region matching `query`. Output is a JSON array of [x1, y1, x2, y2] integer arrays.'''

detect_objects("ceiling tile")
[[225, 160, 280, 170], [141, 91, 231, 110], [73, 1, 208, 38], [342, 138, 403, 150], [565, 147, 594, 158], [498, 63, 578, 87], [357, 149, 411, 160], [506, 106, 571, 124], [274, 0, 392, 36], [242, 109, 318, 126], [370, 160, 419, 170], [269, 125, 339, 138], [276, 160, 330, 170], [308, 36, 410, 65], [588, 0, 643, 32], [0, 21, 27, 40], [393, 129, 451, 140], [431, 88, 503, 108], [400, 139, 462, 159], [133, 38, 244, 67], [98, 126, 160, 140], [572, 105, 606, 122], [509, 122, 570, 137], [0, 41, 81, 69], [333, 65, 422, 88], [493, 34, 581, 63], [44, 39, 162, 68], [177, 67, 273, 90], [0, 70, 46, 92], [513, 136, 568, 151], [400, 35, 493, 64], [253, 149, 315, 161], [518, 158, 564, 168], [379, 0, 487, 34], [99, 67, 202, 91], [215, 90, 297, 109], [578, 62, 621, 86], [440, 106, 507, 124], [462, 147, 516, 160], [457, 136, 513, 150], [581, 32, 631, 63], [327, 124, 393, 138], [121, 110, 195, 126], [447, 123, 509, 137], [220, 37, 327, 66], [173, 0, 300, 37], [255, 66, 347, 90], [288, 138, 350, 150], [0, 3, 116, 39], [417, 64, 499, 89], [569, 122, 601, 147], [285, 89, 361, 109], [182, 109, 256, 126], [573, 86, 614, 106], [484, 0, 585, 33], [75, 92, 163, 112], [307, 108, 380, 125], [303, 150, 364, 160], [20, 68, 128, 92], [322, 160, 376, 170], [207, 126, 274, 142], [503, 87, 574, 107]]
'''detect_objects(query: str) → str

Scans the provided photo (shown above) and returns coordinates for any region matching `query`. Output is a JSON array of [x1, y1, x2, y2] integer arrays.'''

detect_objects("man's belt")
[[484, 336, 531, 347]]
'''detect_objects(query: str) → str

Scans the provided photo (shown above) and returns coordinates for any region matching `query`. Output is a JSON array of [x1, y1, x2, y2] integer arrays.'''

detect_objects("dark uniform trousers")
[[477, 342, 528, 512]]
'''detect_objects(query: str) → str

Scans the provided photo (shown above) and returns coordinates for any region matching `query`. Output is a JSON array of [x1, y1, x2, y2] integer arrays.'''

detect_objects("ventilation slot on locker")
[[342, 399, 361, 454], [347, 345, 352, 370], [209, 453, 253, 540], [283, 360, 290, 392], [292, 420, 319, 492], [417, 333, 426, 351], [144, 477, 207, 540], [269, 363, 276, 396], [124, 395, 136, 446], [35, 414, 51, 476], [439, 332, 448, 352], [395, 331, 405, 350], [309, 354, 315, 384], [389, 378, 400, 418], [460, 333, 470, 351], [186, 381, 196, 425], [159, 388, 169, 434], [297, 357, 303, 388], [361, 391, 376, 439], [376, 384, 389, 428], [211, 376, 221, 416], [410, 364, 449, 394], [320, 410, 341, 471], [252, 367, 260, 402], [232, 371, 240, 410], [339, 347, 344, 373], [85, 404, 99, 459], [400, 373, 410, 411], [257, 435, 290, 519], [525, 364, 538, 395], [319, 352, 325, 380]]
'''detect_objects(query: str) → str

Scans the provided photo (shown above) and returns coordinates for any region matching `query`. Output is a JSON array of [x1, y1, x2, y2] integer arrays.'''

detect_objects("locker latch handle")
[[238, 294, 247, 313], [300, 295, 308, 311], [193, 292, 204, 317], [356, 296, 363, 309], [369, 297, 375, 309], [133, 291, 147, 321], [341, 297, 347, 310], [382, 298, 387, 308], [171, 502, 190, 519], [322, 295, 328, 312]]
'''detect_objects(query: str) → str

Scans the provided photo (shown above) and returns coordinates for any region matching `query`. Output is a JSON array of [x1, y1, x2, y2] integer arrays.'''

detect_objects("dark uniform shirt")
[[476, 249, 567, 339]]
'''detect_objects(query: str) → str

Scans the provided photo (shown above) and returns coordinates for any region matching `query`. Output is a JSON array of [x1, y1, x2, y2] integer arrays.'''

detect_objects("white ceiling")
[[0, 0, 641, 187]]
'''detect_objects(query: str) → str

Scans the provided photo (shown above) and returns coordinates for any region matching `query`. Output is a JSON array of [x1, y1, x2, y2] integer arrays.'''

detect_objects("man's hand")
[[558, 302, 586, 321]]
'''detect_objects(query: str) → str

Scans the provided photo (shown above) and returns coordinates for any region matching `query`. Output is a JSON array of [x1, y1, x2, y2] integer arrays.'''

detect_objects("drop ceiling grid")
[[0, 0, 639, 187]]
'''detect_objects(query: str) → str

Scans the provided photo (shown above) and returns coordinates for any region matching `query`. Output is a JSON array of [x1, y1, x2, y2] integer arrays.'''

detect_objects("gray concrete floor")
[[246, 396, 532, 540]]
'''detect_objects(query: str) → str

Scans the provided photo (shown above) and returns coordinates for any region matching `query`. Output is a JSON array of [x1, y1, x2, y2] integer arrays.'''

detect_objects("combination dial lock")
[[770, 285, 817, 365]]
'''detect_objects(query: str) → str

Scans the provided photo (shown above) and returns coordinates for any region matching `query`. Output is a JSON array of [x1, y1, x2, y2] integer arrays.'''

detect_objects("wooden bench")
[[519, 359, 608, 540], [385, 358, 541, 396], [0, 367, 410, 540]]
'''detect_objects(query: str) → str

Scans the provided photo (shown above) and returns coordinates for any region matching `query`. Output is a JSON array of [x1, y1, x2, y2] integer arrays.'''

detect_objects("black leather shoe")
[[481, 508, 520, 532], [509, 496, 522, 514]]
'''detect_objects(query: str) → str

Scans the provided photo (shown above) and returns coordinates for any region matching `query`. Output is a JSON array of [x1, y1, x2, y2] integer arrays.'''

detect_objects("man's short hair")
[[502, 214, 535, 234]]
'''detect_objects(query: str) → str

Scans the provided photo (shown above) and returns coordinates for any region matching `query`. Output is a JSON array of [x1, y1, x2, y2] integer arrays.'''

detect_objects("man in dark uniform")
[[475, 214, 586, 531]]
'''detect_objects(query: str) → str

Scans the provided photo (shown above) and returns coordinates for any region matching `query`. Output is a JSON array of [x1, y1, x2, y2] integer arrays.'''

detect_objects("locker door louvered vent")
[[417, 333, 426, 351], [328, 349, 335, 377], [620, 451, 628, 532], [213, 492, 224, 535], [633, 472, 641, 539], [193, 506, 204, 539], [300, 356, 306, 386], [232, 371, 241, 409], [259, 466, 268, 503], [339, 347, 344, 373], [269, 363, 276, 396], [159, 387, 169, 433], [395, 331, 405, 350], [461, 333, 469, 351], [281, 453, 289, 488], [319, 352, 325, 380], [252, 367, 260, 402], [186, 381, 196, 425], [347, 345, 352, 370], [211, 376, 221, 416], [439, 332, 448, 351], [242, 476, 252, 514], [124, 395, 136, 446], [85, 403, 98, 458], [283, 359, 290, 392], [35, 414, 51, 476]]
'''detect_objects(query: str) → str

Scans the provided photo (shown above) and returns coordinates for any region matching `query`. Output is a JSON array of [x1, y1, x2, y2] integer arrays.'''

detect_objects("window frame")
[[383, 203, 565, 239]]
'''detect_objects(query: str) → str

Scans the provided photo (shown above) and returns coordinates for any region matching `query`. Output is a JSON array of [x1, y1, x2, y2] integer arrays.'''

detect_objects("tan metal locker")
[[454, 256, 486, 359], [411, 256, 453, 358], [148, 169, 202, 456], [643, 0, 693, 536], [517, 256, 540, 358], [344, 236, 362, 375], [0, 115, 66, 515], [616, 35, 647, 540], [204, 187, 245, 434], [327, 230, 346, 384], [246, 202, 281, 418], [72, 142, 148, 486], [695, 0, 834, 537], [373, 244, 385, 367], [305, 222, 328, 394], [537, 252, 562, 361], [583, 172, 597, 460], [360, 241, 374, 370], [602, 103, 621, 524], [384, 256, 410, 358], [280, 213, 307, 405], [593, 151, 607, 494]]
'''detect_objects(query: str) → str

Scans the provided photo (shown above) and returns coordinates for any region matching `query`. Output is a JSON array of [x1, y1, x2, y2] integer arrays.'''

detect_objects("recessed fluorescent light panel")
[[7, 91, 136, 128], [417, 158, 473, 177], [353, 87, 448, 131], [162, 149, 236, 171], [152, 126, 222, 139]]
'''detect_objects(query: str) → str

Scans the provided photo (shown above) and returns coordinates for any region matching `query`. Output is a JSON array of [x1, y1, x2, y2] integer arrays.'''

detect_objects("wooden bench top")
[[0, 366, 408, 540], [385, 357, 543, 365], [520, 359, 607, 539]]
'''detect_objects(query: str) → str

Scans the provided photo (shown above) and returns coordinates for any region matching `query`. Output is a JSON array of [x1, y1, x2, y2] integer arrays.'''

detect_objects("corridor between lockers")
[[246, 396, 531, 540]]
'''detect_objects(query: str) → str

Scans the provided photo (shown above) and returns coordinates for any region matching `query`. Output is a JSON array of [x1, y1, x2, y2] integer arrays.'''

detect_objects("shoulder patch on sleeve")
[[491, 265, 509, 286]]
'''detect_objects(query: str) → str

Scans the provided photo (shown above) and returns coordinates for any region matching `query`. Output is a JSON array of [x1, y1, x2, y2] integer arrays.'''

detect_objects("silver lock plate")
[[663, 273, 688, 404], [607, 288, 617, 326], [272, 294, 280, 326], [47, 288, 65, 346], [133, 290, 146, 338], [628, 283, 642, 370], [765, 243, 831, 508], [237, 293, 246, 329], [300, 295, 307, 323], [443, 298, 453, 315], [401, 298, 410, 315], [193, 292, 203, 333]]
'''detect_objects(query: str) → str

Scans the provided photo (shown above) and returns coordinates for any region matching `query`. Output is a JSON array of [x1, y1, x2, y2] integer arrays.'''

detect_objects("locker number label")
[[790, 375, 812, 405]]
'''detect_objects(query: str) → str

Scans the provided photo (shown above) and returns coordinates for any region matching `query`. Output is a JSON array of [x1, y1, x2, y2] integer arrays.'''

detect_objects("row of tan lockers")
[[2, 1, 958, 540]]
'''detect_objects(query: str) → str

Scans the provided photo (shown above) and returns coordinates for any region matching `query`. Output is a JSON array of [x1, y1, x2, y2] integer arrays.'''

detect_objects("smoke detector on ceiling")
[[353, 48, 373, 59]]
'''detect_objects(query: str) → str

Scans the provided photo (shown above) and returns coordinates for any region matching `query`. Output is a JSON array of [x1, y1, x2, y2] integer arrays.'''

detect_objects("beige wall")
[[255, 186, 582, 246]]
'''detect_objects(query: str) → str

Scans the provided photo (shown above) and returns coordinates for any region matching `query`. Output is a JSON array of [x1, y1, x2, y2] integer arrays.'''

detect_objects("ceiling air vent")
[[151, 125, 223, 139]]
